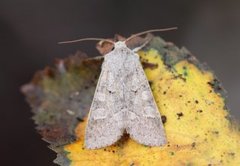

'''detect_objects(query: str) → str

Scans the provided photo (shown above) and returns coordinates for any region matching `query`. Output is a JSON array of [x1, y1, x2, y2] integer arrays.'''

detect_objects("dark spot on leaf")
[[228, 152, 235, 157], [166, 64, 172, 69], [142, 61, 158, 69], [94, 74, 98, 79], [195, 100, 199, 104], [148, 81, 153, 86], [163, 91, 167, 95], [174, 74, 186, 82], [197, 110, 203, 113], [207, 82, 213, 86], [170, 152, 175, 155], [77, 117, 84, 122], [161, 115, 167, 124], [191, 142, 196, 148], [129, 162, 135, 166], [183, 71, 188, 77], [212, 131, 219, 135], [207, 79, 223, 94], [177, 112, 184, 119]]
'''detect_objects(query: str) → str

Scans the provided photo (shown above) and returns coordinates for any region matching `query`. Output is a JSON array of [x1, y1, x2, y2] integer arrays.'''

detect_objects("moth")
[[59, 28, 177, 149]]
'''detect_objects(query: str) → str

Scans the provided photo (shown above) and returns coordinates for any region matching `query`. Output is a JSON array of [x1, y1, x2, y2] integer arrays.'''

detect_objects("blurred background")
[[0, 0, 239, 165]]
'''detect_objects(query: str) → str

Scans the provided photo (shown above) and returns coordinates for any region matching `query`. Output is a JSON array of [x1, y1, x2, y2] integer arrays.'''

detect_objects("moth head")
[[113, 41, 127, 49]]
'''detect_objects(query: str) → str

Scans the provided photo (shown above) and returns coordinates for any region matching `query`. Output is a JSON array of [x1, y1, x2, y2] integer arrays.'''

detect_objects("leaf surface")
[[22, 36, 240, 166]]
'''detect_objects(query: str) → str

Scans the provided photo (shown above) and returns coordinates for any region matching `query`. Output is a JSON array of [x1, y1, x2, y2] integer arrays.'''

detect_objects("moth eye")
[[111, 46, 115, 51]]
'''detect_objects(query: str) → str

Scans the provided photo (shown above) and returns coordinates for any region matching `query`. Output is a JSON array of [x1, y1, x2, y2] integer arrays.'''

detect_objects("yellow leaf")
[[64, 49, 240, 166]]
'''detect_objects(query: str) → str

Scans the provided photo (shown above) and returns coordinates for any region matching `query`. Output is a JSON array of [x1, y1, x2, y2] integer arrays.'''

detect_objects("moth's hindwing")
[[126, 53, 167, 146], [84, 59, 124, 149]]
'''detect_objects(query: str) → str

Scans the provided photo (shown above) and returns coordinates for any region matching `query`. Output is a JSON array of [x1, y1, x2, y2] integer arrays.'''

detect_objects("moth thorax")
[[114, 41, 127, 49]]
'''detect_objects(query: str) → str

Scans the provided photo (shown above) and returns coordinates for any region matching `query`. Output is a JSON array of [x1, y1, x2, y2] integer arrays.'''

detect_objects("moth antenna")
[[125, 27, 178, 42], [58, 38, 114, 44]]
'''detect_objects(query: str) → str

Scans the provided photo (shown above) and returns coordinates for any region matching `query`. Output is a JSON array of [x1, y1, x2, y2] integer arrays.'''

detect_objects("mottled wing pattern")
[[126, 53, 167, 146], [84, 54, 124, 149]]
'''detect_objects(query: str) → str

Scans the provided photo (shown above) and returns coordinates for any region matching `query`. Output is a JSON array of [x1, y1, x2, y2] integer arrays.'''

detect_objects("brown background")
[[0, 0, 239, 165]]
